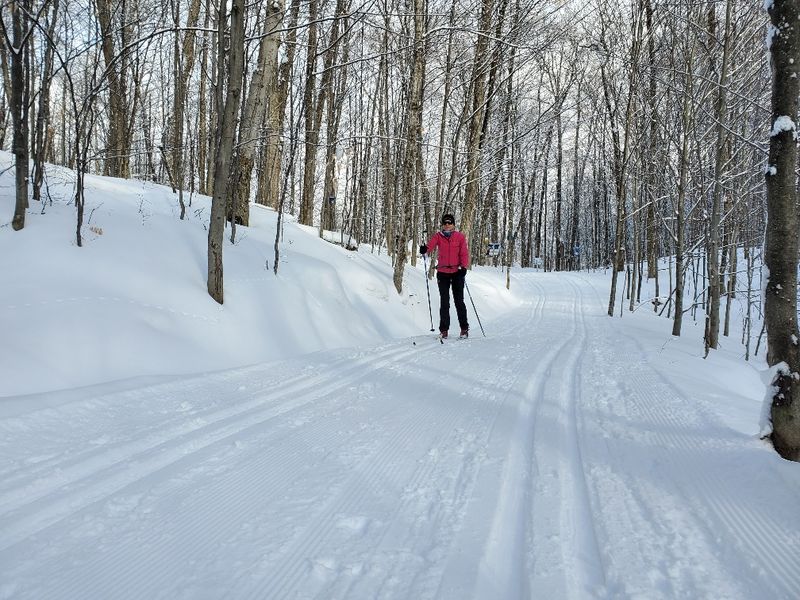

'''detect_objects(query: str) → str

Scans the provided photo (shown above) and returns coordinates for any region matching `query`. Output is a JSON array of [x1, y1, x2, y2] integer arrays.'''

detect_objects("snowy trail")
[[1, 273, 799, 599]]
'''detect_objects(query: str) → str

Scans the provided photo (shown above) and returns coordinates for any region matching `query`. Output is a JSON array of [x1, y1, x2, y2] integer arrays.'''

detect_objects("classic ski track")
[[350, 363, 515, 600], [555, 276, 607, 598], [463, 277, 581, 599], [242, 377, 467, 598], [240, 280, 550, 600], [579, 278, 799, 598], [0, 356, 361, 503], [362, 279, 551, 599], [0, 353, 359, 486], [0, 343, 421, 553], [8, 274, 789, 598], [521, 276, 607, 598], [615, 331, 800, 598], [33, 364, 421, 599]]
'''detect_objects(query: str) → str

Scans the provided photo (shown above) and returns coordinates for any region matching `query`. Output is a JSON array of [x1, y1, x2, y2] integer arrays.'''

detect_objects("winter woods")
[[0, 2, 796, 453]]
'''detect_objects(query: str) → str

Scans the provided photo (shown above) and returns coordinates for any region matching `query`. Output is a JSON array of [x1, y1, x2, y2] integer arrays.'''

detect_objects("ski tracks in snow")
[[575, 276, 800, 599], [2, 273, 799, 599]]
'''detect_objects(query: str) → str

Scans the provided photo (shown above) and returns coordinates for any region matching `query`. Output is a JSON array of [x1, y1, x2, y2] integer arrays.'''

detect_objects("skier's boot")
[[459, 329, 469, 339], [439, 330, 448, 339]]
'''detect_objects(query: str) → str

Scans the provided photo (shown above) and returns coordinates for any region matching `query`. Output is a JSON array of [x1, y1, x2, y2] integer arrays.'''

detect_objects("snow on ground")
[[1, 156, 799, 599]]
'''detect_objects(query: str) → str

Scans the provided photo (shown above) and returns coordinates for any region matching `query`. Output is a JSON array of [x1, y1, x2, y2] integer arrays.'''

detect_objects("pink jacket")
[[427, 230, 470, 274]]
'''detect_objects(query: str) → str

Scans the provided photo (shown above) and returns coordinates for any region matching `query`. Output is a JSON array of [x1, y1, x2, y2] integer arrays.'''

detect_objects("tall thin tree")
[[763, 0, 800, 461]]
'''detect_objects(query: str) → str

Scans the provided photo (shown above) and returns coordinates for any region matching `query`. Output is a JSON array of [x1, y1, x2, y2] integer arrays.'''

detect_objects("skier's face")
[[441, 220, 455, 232]]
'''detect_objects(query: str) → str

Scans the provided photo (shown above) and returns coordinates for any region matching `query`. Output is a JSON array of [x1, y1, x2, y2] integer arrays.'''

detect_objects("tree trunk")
[[459, 0, 494, 237], [170, 0, 201, 217], [7, 0, 29, 231], [392, 0, 425, 294], [704, 0, 733, 354], [554, 107, 564, 271], [320, 3, 350, 235], [298, 0, 320, 225], [378, 23, 395, 255], [95, 0, 132, 178], [672, 78, 692, 337], [603, 9, 640, 316], [764, 0, 800, 461], [32, 0, 58, 203], [231, 0, 282, 227], [259, 0, 298, 209], [197, 0, 212, 194], [207, 0, 245, 304], [644, 0, 659, 281]]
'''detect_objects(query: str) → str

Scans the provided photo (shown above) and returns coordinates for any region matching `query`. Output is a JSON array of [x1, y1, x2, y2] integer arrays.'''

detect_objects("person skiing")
[[419, 213, 470, 339]]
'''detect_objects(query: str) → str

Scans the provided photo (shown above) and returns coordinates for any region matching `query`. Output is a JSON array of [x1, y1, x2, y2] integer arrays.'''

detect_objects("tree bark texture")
[[704, 0, 733, 354], [459, 0, 494, 238], [95, 0, 132, 178], [298, 0, 320, 225], [207, 0, 245, 304], [7, 0, 28, 231], [231, 0, 282, 226], [764, 0, 800, 461], [259, 0, 297, 210], [392, 0, 425, 294]]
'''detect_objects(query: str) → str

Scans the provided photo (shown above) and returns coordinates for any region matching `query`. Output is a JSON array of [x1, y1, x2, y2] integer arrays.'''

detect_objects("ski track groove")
[[620, 353, 800, 598], [241, 389, 451, 599], [369, 298, 548, 600], [555, 277, 607, 599], [524, 277, 603, 598], [0, 344, 422, 554], [581, 278, 799, 598], [0, 353, 364, 486], [343, 278, 551, 600], [43, 374, 414, 599], [469, 277, 581, 599], [248, 278, 550, 600], [359, 387, 501, 600]]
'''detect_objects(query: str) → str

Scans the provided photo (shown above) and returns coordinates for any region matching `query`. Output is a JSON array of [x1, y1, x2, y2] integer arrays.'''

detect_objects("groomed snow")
[[1, 154, 798, 599]]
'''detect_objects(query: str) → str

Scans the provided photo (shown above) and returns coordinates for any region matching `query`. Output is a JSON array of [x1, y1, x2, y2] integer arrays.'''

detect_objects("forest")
[[1, 0, 799, 460]]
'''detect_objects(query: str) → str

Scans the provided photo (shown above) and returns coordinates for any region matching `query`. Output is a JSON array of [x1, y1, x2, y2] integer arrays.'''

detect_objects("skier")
[[419, 214, 470, 339]]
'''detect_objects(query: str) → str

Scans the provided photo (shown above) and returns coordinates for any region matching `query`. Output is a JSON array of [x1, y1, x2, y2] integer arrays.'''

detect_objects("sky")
[[1, 153, 798, 599]]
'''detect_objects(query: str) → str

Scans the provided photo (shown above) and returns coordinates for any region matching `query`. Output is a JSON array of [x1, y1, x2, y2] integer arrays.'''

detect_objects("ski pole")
[[422, 253, 435, 332], [464, 279, 486, 337]]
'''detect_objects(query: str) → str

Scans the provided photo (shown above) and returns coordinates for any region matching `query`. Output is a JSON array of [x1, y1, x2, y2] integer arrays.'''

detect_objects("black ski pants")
[[436, 271, 468, 333]]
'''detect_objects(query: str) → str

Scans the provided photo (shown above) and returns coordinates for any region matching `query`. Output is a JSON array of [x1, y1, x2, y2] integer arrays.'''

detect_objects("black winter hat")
[[441, 213, 455, 225]]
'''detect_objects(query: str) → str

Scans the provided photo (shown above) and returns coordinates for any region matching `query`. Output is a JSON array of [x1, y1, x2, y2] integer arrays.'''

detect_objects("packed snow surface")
[[1, 157, 798, 599]]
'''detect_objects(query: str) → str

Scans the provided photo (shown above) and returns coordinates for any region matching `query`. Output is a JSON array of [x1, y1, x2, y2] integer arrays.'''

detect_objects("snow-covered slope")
[[0, 153, 518, 398]]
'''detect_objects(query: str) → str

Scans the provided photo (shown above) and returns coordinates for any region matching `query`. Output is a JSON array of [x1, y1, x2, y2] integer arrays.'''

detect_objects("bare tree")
[[208, 0, 245, 304], [31, 0, 59, 203], [704, 0, 733, 354], [230, 0, 282, 228], [391, 0, 426, 294], [763, 0, 800, 461], [459, 0, 494, 238], [95, 0, 134, 178], [0, 0, 35, 231]]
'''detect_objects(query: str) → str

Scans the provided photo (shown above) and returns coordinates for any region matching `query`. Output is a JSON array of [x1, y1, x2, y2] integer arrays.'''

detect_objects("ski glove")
[[419, 244, 428, 255], [459, 267, 467, 277]]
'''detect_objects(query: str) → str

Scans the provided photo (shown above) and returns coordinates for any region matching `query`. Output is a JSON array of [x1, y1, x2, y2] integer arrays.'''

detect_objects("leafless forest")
[[1, 0, 798, 456]]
